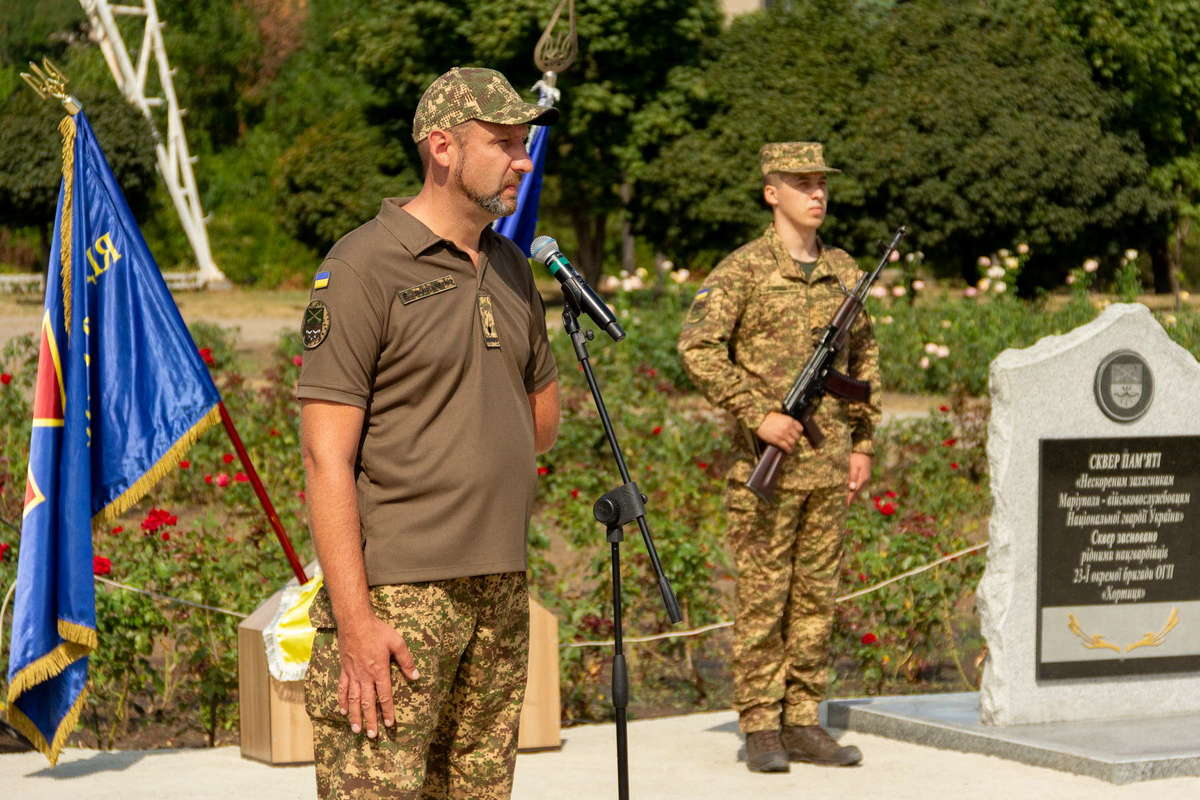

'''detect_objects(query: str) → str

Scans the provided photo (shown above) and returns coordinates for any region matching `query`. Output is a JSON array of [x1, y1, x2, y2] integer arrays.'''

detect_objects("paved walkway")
[[3, 710, 1197, 799]]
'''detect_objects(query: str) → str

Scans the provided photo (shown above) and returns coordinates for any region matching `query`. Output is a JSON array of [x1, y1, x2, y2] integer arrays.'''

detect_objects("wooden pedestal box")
[[238, 590, 561, 764]]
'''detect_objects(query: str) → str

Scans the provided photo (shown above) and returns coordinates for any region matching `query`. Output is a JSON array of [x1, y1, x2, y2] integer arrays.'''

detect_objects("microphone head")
[[529, 235, 559, 265]]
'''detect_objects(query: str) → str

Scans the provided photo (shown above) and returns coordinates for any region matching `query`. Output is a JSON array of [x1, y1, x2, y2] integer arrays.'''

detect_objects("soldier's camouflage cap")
[[759, 142, 841, 175], [412, 67, 559, 143]]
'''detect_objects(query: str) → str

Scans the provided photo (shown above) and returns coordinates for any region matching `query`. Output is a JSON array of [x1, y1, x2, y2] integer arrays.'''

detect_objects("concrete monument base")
[[822, 692, 1200, 784]]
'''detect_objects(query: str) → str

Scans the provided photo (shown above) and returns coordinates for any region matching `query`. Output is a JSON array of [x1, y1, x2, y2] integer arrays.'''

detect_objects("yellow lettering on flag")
[[85, 233, 121, 284]]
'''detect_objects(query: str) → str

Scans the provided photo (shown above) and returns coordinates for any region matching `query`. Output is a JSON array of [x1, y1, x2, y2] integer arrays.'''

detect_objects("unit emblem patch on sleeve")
[[302, 300, 330, 349]]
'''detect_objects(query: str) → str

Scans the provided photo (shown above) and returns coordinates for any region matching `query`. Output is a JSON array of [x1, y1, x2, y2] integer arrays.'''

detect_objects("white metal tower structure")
[[78, 0, 228, 287]]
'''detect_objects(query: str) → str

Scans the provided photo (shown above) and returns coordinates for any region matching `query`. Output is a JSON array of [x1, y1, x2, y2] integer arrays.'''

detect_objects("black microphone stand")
[[559, 292, 682, 800]]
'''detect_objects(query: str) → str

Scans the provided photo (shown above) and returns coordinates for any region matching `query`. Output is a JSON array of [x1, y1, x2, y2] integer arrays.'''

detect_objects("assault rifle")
[[745, 225, 908, 502]]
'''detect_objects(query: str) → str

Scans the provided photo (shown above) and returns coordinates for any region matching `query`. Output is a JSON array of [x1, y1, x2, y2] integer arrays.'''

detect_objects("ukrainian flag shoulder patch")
[[313, 271, 330, 290]]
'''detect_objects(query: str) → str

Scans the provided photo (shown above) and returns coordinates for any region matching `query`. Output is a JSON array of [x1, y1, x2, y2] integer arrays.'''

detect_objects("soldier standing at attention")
[[678, 142, 879, 773], [298, 67, 560, 799]]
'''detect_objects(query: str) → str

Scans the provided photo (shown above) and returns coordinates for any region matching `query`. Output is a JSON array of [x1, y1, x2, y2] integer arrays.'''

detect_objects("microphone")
[[530, 235, 626, 342]]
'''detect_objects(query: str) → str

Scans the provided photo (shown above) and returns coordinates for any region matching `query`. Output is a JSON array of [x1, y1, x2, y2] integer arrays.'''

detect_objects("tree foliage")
[[632, 0, 1162, 283]]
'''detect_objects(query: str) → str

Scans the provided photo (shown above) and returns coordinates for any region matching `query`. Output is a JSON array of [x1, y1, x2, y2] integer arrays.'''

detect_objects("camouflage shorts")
[[305, 572, 529, 799]]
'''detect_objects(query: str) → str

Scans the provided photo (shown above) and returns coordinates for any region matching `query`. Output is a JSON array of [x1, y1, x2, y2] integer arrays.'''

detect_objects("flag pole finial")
[[21, 59, 81, 115], [534, 0, 578, 78]]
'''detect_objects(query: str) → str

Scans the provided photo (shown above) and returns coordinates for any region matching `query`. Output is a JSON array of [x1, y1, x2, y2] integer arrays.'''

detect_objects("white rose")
[[1124, 249, 1138, 261], [977, 256, 991, 268], [892, 286, 907, 297], [870, 286, 888, 299], [978, 278, 991, 291], [964, 286, 978, 297], [881, 315, 894, 324], [998, 248, 1010, 258], [940, 319, 952, 329], [1017, 243, 1030, 255], [1004, 256, 1019, 270], [1066, 274, 1076, 285], [936, 345, 950, 359], [919, 356, 931, 369], [1083, 258, 1099, 273], [987, 266, 1004, 279], [924, 342, 938, 355], [994, 281, 1007, 293], [912, 279, 926, 290]]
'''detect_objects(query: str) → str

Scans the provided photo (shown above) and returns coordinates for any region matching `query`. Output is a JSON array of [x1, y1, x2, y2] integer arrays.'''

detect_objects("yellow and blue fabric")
[[312, 271, 330, 290], [492, 88, 552, 256], [6, 108, 222, 764]]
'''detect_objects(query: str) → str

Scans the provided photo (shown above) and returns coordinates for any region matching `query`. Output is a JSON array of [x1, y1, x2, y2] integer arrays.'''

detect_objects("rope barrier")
[[94, 577, 249, 619], [561, 542, 989, 649]]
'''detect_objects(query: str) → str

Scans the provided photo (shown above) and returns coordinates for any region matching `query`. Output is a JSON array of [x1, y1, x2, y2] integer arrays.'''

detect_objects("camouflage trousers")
[[725, 481, 846, 732], [305, 572, 529, 799]]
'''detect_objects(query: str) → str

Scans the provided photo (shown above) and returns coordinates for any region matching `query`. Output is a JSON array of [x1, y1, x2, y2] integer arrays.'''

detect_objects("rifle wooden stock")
[[746, 443, 786, 502]]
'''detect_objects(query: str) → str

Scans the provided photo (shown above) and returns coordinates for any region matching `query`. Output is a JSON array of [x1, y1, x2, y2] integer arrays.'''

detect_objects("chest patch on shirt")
[[302, 300, 330, 349], [399, 275, 457, 305], [478, 293, 502, 349]]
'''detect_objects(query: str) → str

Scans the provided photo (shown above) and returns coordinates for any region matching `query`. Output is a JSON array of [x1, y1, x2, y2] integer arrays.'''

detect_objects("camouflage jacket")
[[678, 224, 881, 490]]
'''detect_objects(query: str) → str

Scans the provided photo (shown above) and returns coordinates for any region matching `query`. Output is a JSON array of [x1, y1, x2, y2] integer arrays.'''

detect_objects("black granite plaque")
[[1037, 436, 1200, 680]]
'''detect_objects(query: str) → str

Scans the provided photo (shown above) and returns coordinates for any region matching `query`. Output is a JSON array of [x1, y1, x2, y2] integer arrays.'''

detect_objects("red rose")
[[884, 490, 898, 499], [950, 462, 960, 470], [297, 491, 306, 502], [0, 542, 9, 561], [93, 556, 112, 576], [216, 473, 230, 487], [111, 526, 124, 535], [570, 488, 580, 499], [179, 460, 190, 469], [292, 355, 303, 367], [857, 572, 867, 583], [269, 428, 280, 437], [204, 474, 213, 484], [861, 632, 878, 645], [161, 532, 170, 541], [697, 461, 709, 470], [198, 347, 215, 366], [943, 438, 957, 447], [651, 425, 662, 435], [225, 536, 236, 544], [0, 373, 11, 385], [879, 502, 897, 516], [222, 453, 235, 464], [938, 405, 950, 412], [536, 466, 550, 476], [235, 472, 249, 483]]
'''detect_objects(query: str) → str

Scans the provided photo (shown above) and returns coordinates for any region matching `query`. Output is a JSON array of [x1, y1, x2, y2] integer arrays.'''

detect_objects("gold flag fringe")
[[96, 403, 221, 522], [5, 684, 89, 766], [58, 115, 75, 336]]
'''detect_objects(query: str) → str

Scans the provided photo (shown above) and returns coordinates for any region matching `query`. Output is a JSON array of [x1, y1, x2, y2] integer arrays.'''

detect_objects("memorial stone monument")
[[979, 303, 1200, 725]]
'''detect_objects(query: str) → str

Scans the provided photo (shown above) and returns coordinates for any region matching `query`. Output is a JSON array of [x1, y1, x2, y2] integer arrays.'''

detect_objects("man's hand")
[[756, 411, 805, 453], [336, 614, 420, 738], [846, 452, 871, 506]]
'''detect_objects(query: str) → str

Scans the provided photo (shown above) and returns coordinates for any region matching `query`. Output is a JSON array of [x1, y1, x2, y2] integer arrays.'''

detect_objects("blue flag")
[[493, 114, 551, 256], [5, 110, 222, 764]]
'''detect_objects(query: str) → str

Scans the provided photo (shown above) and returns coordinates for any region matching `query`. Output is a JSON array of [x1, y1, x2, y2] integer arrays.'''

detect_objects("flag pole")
[[218, 402, 307, 584]]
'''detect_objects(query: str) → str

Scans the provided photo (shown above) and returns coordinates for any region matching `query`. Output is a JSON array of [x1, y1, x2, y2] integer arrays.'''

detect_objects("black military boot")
[[744, 729, 790, 773], [780, 725, 862, 766]]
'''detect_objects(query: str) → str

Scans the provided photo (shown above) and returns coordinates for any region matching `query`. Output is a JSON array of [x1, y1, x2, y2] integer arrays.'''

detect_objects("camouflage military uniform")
[[678, 157, 880, 732], [300, 66, 559, 799], [306, 575, 529, 799]]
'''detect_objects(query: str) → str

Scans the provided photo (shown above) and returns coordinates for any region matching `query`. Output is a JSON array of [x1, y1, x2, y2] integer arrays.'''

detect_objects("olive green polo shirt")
[[297, 198, 557, 585]]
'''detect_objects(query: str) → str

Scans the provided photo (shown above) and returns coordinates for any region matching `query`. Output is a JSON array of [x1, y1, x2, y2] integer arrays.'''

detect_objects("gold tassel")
[[5, 684, 89, 765], [96, 403, 221, 522], [58, 115, 75, 337]]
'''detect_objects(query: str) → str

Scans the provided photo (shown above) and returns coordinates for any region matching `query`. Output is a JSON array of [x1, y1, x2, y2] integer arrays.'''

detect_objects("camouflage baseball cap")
[[759, 142, 841, 175], [412, 67, 559, 142]]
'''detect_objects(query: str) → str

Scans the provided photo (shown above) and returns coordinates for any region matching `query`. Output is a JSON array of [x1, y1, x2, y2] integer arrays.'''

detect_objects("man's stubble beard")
[[453, 150, 516, 217]]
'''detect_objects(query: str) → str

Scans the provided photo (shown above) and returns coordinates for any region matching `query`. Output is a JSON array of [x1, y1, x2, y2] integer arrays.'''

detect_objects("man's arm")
[[528, 379, 560, 454], [301, 399, 418, 739]]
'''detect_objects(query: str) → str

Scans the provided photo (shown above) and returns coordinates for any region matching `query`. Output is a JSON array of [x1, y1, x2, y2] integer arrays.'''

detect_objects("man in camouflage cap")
[[300, 66, 560, 798], [679, 142, 878, 773]]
